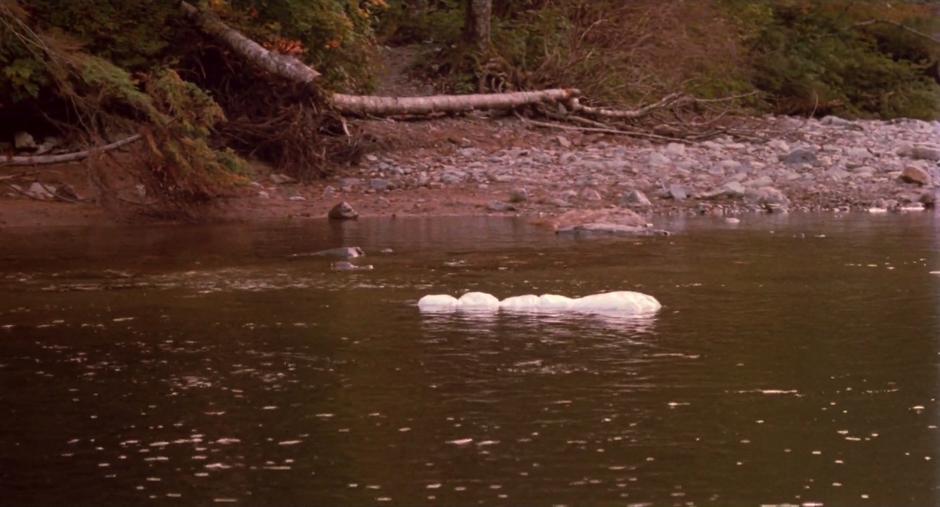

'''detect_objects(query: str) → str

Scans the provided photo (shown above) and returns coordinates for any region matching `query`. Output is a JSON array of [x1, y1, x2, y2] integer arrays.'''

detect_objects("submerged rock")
[[328, 201, 359, 220]]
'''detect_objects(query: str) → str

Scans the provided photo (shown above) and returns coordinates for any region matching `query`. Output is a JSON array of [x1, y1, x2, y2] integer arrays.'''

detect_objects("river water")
[[1, 214, 938, 506]]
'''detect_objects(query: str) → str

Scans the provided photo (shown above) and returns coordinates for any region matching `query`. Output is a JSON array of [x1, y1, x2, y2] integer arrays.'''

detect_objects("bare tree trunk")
[[464, 0, 492, 51], [179, 1, 320, 86]]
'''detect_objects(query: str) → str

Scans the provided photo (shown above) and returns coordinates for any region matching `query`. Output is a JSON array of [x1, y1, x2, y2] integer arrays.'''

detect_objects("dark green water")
[[1, 214, 938, 506]]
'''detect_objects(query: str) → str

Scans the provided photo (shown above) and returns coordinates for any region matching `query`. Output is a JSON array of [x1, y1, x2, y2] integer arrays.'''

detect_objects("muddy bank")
[[1, 115, 938, 228]]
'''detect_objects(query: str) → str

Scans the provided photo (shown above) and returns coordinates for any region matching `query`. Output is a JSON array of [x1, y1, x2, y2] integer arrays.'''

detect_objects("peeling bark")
[[333, 89, 579, 116], [179, 1, 320, 86]]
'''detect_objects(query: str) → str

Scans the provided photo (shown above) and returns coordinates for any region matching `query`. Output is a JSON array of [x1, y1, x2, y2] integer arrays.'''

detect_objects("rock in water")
[[328, 201, 359, 220], [304, 246, 364, 259]]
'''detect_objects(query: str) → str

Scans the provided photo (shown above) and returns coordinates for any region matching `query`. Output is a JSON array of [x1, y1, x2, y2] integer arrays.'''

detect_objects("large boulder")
[[900, 167, 931, 186]]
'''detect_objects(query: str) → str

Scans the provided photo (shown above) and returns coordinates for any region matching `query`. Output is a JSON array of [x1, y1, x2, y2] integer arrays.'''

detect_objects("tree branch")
[[0, 134, 142, 167]]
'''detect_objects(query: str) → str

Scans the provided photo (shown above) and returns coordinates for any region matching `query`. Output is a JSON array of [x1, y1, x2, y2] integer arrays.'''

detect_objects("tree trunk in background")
[[464, 0, 492, 51]]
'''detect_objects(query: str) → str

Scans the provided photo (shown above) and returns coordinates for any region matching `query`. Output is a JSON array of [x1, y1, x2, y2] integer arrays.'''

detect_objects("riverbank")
[[1, 114, 937, 228]]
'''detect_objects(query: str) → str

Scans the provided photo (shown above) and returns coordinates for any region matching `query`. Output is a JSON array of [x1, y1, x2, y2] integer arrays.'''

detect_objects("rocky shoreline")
[[1, 115, 938, 228], [325, 115, 939, 220]]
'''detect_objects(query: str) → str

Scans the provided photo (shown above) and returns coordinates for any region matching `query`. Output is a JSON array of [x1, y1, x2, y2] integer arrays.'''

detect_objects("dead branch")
[[514, 112, 687, 143], [570, 93, 689, 119], [0, 134, 142, 167]]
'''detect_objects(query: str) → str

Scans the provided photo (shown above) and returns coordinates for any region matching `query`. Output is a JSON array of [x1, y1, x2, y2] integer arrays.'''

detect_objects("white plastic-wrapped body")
[[418, 291, 661, 315]]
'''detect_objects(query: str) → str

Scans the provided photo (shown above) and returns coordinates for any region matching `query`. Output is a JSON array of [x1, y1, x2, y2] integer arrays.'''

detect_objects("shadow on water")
[[0, 213, 939, 506]]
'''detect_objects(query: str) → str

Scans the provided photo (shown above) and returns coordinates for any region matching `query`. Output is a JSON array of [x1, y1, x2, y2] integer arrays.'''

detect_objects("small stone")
[[269, 173, 296, 185], [900, 166, 931, 186], [328, 201, 359, 220], [667, 184, 688, 201], [665, 143, 686, 156], [258, 191, 270, 199], [898, 144, 940, 162], [509, 187, 528, 203], [487, 200, 516, 212], [339, 177, 361, 190], [557, 135, 572, 148], [55, 184, 79, 201], [725, 217, 740, 224], [25, 182, 54, 200], [780, 148, 817, 165], [747, 186, 790, 207], [620, 189, 652, 208], [442, 171, 467, 185], [369, 178, 390, 191], [648, 152, 670, 166], [705, 181, 746, 199], [580, 188, 603, 201], [35, 136, 60, 155], [13, 131, 37, 150]]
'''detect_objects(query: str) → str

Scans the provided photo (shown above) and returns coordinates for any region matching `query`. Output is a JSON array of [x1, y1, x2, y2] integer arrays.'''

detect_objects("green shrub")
[[726, 0, 940, 119]]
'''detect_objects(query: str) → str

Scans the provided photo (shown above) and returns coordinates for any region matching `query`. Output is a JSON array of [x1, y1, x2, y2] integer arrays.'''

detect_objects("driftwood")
[[0, 134, 142, 167]]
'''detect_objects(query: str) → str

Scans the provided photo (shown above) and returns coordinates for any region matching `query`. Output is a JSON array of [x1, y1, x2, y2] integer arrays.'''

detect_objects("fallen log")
[[179, 1, 320, 85], [333, 89, 579, 116], [179, 1, 578, 116], [0, 134, 142, 167]]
